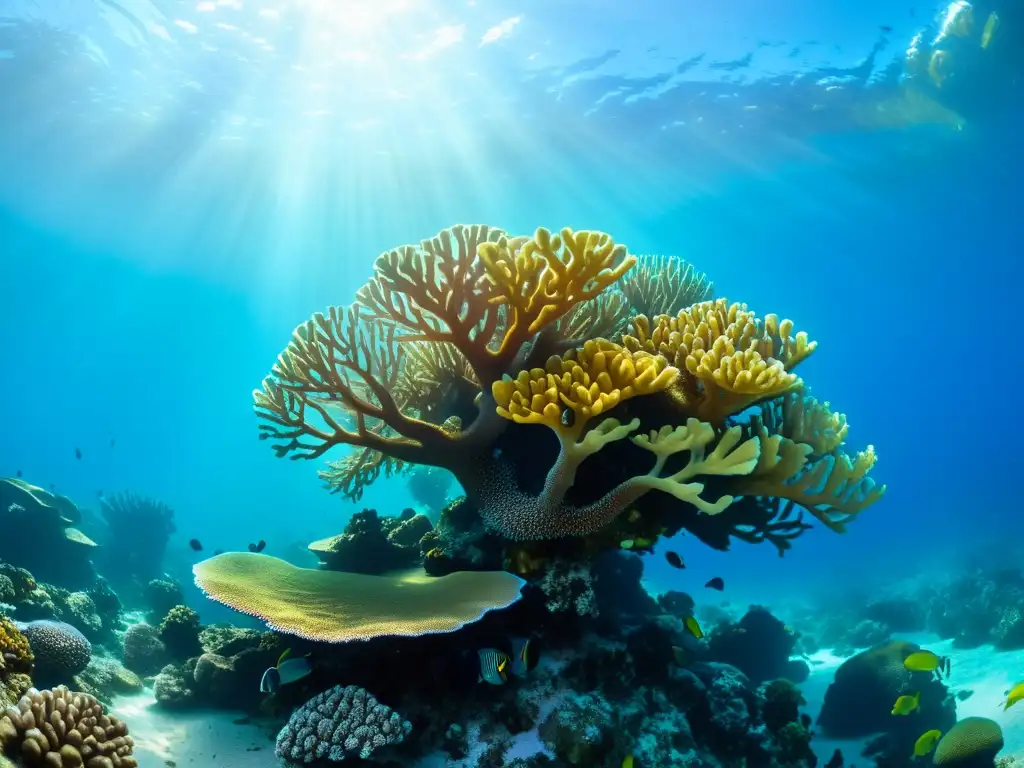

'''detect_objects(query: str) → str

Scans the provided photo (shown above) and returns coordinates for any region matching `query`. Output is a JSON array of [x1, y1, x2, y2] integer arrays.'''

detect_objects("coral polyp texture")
[[0, 685, 137, 767], [192, 553, 525, 642], [254, 224, 885, 552], [275, 684, 411, 765]]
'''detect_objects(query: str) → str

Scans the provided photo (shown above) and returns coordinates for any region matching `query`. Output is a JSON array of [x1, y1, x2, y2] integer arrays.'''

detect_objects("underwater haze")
[[0, 0, 1022, 767]]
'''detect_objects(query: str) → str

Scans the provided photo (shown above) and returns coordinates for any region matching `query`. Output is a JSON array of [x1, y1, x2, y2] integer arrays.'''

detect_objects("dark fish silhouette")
[[16, 469, 22, 478], [214, 549, 224, 556], [704, 577, 725, 591], [75, 447, 82, 460], [665, 551, 685, 569], [189, 539, 204, 552], [880, 24, 893, 32], [825, 749, 844, 768], [109, 438, 116, 448], [248, 540, 266, 553]]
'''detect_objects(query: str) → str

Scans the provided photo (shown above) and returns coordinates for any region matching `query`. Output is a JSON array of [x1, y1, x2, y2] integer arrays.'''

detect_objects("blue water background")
[[0, 0, 1019, 614]]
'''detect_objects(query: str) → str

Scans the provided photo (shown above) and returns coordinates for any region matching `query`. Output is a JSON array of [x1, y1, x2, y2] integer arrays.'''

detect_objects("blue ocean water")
[[0, 5, 1021, 760]]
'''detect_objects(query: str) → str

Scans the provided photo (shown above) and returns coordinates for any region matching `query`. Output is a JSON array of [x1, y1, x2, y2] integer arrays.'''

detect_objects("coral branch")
[[254, 305, 456, 465]]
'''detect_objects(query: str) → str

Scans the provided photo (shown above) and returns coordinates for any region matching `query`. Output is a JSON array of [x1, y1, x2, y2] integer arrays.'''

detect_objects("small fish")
[[75, 447, 82, 460], [259, 650, 311, 693], [478, 649, 511, 685], [880, 24, 893, 32], [892, 691, 920, 715], [213, 549, 224, 556], [824, 749, 844, 768], [15, 470, 22, 478], [799, 713, 812, 729], [904, 650, 948, 676], [705, 577, 725, 591], [684, 616, 704, 639], [561, 408, 575, 428], [109, 438, 116, 448], [981, 12, 999, 49], [665, 551, 685, 569], [623, 755, 634, 768], [671, 645, 687, 665], [913, 729, 942, 757], [96, 490, 103, 498], [1001, 681, 1024, 710], [248, 540, 267, 553], [627, 509, 641, 523], [189, 539, 203, 552], [620, 540, 635, 550], [510, 637, 534, 677], [632, 537, 654, 550]]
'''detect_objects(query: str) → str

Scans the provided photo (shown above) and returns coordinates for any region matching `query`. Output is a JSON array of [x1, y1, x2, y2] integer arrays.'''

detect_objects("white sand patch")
[[111, 689, 279, 768]]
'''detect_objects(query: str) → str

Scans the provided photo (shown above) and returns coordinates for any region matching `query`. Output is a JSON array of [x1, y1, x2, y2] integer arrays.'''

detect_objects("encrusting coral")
[[253, 223, 884, 553], [0, 685, 137, 767], [193, 552, 525, 642]]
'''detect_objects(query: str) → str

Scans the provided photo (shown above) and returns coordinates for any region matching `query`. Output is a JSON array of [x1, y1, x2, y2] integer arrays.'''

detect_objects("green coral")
[[159, 605, 202, 659]]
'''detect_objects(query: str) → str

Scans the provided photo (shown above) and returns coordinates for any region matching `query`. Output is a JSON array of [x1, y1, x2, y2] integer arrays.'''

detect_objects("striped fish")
[[510, 637, 532, 678], [477, 649, 511, 685]]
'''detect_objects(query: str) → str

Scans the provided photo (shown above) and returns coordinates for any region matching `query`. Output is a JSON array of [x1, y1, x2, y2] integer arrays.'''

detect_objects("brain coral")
[[16, 621, 91, 684], [275, 684, 411, 764], [934, 717, 1004, 766], [193, 552, 525, 642], [0, 685, 137, 767]]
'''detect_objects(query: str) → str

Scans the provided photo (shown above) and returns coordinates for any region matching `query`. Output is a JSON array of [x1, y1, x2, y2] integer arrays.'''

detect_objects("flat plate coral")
[[193, 552, 526, 642]]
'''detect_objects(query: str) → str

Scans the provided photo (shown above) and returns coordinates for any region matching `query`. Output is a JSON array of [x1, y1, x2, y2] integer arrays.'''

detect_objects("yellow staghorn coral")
[[623, 298, 816, 425], [492, 339, 678, 437], [731, 425, 885, 532], [193, 553, 525, 642], [477, 227, 636, 367], [619, 254, 714, 317]]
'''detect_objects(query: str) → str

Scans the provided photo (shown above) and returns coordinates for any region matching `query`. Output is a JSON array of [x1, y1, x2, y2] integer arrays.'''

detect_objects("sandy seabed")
[[111, 631, 1024, 767]]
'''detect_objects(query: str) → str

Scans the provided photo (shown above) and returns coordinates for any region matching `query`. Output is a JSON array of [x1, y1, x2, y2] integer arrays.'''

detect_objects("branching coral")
[[619, 254, 714, 317], [255, 223, 885, 550], [624, 298, 816, 425]]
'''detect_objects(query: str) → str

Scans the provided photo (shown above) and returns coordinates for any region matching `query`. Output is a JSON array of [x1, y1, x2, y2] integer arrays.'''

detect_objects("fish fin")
[[277, 648, 292, 667]]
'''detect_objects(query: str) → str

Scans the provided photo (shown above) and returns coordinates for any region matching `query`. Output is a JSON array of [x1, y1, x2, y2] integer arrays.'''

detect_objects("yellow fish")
[[904, 650, 949, 676], [685, 616, 704, 640], [913, 729, 942, 757], [623, 756, 634, 768], [1001, 681, 1024, 710], [620, 540, 635, 550], [893, 691, 920, 715], [981, 12, 1000, 49]]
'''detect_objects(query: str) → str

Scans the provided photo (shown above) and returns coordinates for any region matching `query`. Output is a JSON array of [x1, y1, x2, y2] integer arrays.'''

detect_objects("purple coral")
[[275, 684, 412, 764]]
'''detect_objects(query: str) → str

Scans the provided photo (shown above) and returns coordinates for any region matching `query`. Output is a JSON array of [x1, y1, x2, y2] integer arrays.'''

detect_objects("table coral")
[[275, 684, 411, 764], [193, 552, 525, 642], [253, 223, 885, 555], [0, 685, 137, 767]]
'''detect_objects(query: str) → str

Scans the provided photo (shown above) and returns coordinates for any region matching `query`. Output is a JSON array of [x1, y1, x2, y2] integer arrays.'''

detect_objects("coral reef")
[[935, 717, 1004, 768], [157, 606, 201, 660], [15, 620, 92, 687], [72, 657, 144, 704], [193, 552, 525, 642], [0, 685, 137, 767], [0, 480, 96, 588], [407, 467, 454, 516], [141, 578, 184, 624], [818, 640, 955, 763], [253, 224, 884, 559], [307, 508, 432, 575], [96, 492, 175, 602], [708, 606, 808, 684], [0, 617, 32, 709], [275, 684, 412, 765], [120, 623, 166, 677]]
